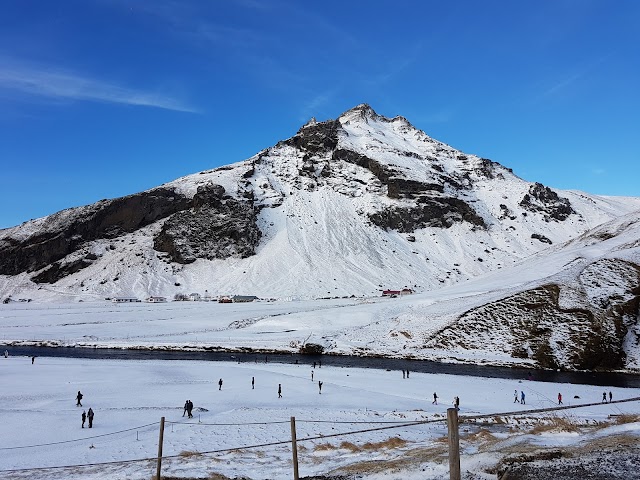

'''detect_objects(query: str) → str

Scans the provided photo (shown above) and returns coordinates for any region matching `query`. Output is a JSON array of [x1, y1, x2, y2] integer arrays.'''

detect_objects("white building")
[[112, 297, 140, 303], [146, 296, 167, 303]]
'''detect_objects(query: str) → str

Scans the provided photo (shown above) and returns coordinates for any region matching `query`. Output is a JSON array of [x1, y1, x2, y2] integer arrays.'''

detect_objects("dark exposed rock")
[[332, 148, 372, 168], [285, 119, 340, 154], [31, 257, 94, 284], [300, 343, 325, 354], [0, 187, 190, 277], [531, 233, 553, 244], [474, 158, 510, 179], [153, 183, 262, 264], [386, 178, 444, 198], [369, 197, 486, 232], [520, 183, 575, 221]]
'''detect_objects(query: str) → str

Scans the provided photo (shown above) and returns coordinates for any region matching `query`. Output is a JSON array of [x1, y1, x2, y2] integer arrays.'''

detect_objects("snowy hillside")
[[2, 210, 640, 371], [1, 104, 639, 303]]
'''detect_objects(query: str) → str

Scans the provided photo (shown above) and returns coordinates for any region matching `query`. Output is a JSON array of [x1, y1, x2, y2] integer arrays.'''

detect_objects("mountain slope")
[[1, 104, 639, 303]]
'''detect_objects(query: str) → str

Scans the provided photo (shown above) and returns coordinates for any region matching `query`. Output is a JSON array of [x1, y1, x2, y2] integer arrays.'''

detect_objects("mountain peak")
[[339, 103, 379, 123]]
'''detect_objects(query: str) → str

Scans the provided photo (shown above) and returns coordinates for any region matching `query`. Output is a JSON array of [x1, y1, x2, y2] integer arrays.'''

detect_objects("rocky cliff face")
[[0, 187, 190, 280], [154, 182, 261, 264]]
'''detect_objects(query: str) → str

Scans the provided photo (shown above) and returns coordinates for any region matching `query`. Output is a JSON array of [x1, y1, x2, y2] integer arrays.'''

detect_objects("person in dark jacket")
[[218, 379, 223, 390], [183, 400, 189, 417], [81, 410, 86, 428], [278, 384, 282, 398], [87, 408, 94, 428], [186, 400, 193, 418], [76, 391, 83, 407], [318, 381, 323, 394], [432, 392, 438, 404]]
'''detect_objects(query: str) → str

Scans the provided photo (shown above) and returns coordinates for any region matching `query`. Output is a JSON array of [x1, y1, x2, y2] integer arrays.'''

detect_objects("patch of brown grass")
[[314, 442, 336, 452], [362, 437, 407, 450], [462, 428, 495, 442], [613, 414, 640, 425], [339, 441, 361, 452], [178, 450, 203, 458], [336, 444, 447, 476], [528, 416, 580, 434]]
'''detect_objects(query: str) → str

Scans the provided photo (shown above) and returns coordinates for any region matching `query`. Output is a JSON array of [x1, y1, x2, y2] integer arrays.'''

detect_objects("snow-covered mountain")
[[1, 104, 638, 303], [2, 104, 640, 371]]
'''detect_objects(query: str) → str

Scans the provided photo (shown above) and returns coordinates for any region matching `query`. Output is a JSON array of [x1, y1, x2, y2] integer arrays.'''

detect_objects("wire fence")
[[1, 396, 639, 475]]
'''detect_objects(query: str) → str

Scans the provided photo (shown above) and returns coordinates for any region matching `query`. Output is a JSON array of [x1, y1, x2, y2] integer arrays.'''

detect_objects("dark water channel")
[[2, 344, 639, 388]]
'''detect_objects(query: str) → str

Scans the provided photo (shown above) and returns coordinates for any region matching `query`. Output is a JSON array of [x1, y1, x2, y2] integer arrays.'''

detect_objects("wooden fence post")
[[291, 416, 299, 480], [157, 416, 165, 480], [447, 408, 461, 480]]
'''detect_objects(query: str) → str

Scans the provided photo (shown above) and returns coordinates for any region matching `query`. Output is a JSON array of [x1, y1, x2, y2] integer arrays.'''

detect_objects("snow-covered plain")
[[1, 355, 639, 480]]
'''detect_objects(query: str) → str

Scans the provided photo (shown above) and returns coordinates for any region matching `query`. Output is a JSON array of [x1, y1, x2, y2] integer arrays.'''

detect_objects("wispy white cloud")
[[0, 62, 199, 113], [537, 54, 612, 100]]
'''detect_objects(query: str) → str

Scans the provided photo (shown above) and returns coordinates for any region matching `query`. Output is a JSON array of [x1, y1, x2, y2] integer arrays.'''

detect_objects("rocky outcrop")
[[284, 119, 340, 154], [520, 183, 575, 221], [531, 233, 553, 244], [0, 187, 190, 277], [31, 257, 94, 284], [369, 197, 486, 232], [153, 183, 261, 264], [425, 261, 640, 370]]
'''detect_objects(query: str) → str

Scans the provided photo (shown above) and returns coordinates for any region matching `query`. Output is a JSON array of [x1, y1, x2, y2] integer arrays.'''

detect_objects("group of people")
[[183, 400, 194, 418], [214, 376, 324, 397], [76, 391, 95, 427], [516, 389, 615, 406], [81, 408, 94, 428]]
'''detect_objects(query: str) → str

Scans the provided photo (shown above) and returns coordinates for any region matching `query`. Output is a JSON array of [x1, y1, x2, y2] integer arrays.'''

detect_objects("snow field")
[[1, 355, 639, 480]]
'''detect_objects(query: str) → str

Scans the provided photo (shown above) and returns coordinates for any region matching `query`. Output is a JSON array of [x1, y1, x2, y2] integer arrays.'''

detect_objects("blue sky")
[[1, 0, 639, 229]]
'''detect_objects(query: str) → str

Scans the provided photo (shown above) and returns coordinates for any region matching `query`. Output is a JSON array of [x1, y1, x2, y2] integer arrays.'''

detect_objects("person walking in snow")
[[3, 350, 7, 358], [87, 408, 94, 428], [558, 393, 563, 405], [432, 392, 438, 405], [278, 384, 282, 398], [183, 400, 189, 417], [609, 391, 613, 402], [514, 389, 520, 403], [406, 369, 409, 378], [311, 370, 314, 381], [187, 400, 193, 418], [602, 391, 607, 403], [218, 378, 223, 391], [81, 410, 86, 428], [318, 381, 323, 394], [520, 391, 525, 404], [454, 396, 460, 410], [76, 391, 83, 407], [252, 376, 255, 389], [402, 369, 405, 379], [31, 356, 35, 364]]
